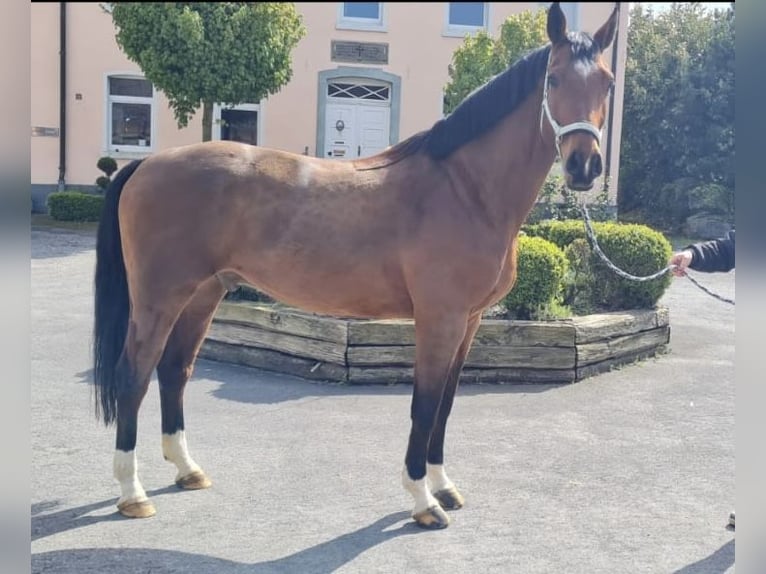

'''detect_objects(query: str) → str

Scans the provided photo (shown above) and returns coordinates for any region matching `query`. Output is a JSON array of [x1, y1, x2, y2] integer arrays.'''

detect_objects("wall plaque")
[[331, 40, 389, 65], [31, 126, 60, 137]]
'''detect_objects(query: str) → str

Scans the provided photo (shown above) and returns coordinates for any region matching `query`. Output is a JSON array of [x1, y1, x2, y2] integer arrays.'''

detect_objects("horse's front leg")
[[426, 312, 482, 512], [403, 310, 470, 529]]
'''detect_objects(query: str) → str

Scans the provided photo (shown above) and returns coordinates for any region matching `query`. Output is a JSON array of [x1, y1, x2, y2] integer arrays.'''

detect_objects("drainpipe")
[[57, 2, 67, 192], [603, 1, 621, 197]]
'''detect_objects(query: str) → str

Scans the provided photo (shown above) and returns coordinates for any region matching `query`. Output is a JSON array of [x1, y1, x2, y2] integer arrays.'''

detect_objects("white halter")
[[540, 49, 603, 162]]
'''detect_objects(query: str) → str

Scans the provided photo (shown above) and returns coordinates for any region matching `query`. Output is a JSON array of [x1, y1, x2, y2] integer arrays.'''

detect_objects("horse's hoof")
[[433, 487, 465, 510], [412, 505, 451, 529], [117, 499, 156, 519], [175, 470, 212, 490]]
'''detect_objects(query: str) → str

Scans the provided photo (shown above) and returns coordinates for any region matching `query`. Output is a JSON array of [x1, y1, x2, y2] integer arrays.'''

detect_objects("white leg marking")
[[113, 450, 148, 506], [162, 431, 202, 481], [402, 467, 440, 516], [427, 463, 455, 492]]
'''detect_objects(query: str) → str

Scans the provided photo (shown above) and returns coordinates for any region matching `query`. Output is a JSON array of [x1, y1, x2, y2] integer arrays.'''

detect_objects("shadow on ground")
[[32, 486, 182, 542], [671, 539, 735, 574], [198, 358, 563, 407], [32, 510, 420, 574]]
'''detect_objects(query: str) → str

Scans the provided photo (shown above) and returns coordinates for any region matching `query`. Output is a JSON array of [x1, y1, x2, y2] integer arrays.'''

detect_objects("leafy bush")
[[523, 219, 673, 310], [47, 191, 104, 222], [619, 4, 734, 231], [688, 183, 733, 217], [503, 235, 569, 320], [443, 10, 547, 115]]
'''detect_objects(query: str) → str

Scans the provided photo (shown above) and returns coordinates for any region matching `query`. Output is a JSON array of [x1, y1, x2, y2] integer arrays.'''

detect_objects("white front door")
[[325, 102, 357, 159], [324, 80, 391, 159], [357, 105, 390, 157]]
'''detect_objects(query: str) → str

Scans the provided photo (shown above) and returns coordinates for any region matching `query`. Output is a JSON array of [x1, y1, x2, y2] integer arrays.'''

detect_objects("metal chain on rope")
[[576, 200, 735, 306]]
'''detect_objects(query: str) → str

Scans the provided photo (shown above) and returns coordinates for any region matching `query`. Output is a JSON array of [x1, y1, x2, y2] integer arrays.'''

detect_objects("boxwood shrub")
[[47, 191, 104, 222], [503, 235, 569, 320], [522, 219, 673, 311]]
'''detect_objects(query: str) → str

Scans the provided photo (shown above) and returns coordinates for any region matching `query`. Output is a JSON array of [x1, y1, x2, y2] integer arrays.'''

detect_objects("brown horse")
[[93, 3, 618, 529]]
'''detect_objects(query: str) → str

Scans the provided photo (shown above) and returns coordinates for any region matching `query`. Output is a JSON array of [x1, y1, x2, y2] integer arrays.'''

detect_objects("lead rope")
[[577, 200, 735, 306]]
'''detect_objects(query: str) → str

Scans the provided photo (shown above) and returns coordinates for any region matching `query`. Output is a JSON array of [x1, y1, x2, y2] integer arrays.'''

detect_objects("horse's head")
[[542, 3, 618, 192]]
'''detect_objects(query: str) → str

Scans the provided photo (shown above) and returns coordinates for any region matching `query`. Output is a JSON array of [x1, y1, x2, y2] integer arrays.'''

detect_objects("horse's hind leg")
[[426, 312, 482, 512], [157, 276, 226, 490], [402, 309, 470, 529], [114, 291, 194, 518]]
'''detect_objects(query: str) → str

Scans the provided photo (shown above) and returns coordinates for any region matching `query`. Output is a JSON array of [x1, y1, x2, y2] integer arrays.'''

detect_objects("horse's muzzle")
[[564, 151, 603, 191]]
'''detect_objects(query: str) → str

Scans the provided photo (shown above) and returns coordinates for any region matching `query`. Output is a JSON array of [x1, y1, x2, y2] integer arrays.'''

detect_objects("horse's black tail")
[[93, 159, 144, 427]]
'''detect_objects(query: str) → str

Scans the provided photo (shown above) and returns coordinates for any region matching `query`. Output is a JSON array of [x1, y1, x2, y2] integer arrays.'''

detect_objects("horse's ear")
[[547, 3, 567, 45], [594, 6, 618, 51]]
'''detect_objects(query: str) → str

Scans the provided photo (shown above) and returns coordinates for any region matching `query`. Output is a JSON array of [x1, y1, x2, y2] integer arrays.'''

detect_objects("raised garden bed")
[[199, 301, 671, 385]]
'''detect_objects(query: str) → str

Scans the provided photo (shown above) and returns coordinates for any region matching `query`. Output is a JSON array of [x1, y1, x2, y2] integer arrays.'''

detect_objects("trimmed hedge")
[[522, 219, 587, 248], [522, 219, 673, 311], [47, 191, 104, 222], [503, 235, 568, 320]]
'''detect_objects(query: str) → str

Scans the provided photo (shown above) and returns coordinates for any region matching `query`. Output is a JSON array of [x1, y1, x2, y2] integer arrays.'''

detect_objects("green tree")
[[110, 2, 305, 141], [443, 10, 548, 114], [619, 2, 734, 231]]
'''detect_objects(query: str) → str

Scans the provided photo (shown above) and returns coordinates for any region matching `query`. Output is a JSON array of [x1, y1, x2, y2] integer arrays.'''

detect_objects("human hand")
[[669, 249, 693, 277]]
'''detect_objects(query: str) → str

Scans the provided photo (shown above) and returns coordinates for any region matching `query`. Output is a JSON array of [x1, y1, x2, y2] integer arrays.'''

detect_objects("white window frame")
[[336, 2, 387, 32], [443, 2, 489, 38], [104, 72, 157, 159], [212, 102, 264, 146], [326, 79, 392, 105], [538, 2, 580, 32]]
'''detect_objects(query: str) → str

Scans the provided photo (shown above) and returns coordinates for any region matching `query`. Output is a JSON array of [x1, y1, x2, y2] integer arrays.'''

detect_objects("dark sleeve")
[[686, 230, 735, 272]]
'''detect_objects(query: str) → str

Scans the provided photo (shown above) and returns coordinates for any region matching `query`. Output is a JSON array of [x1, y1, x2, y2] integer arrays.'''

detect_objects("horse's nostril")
[[589, 154, 603, 179], [565, 152, 582, 176]]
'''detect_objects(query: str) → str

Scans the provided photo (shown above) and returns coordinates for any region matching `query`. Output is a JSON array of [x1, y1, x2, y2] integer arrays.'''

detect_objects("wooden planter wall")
[[199, 301, 670, 385]]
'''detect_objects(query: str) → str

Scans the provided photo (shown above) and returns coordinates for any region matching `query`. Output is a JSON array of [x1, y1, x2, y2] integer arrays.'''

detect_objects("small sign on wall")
[[31, 126, 60, 137], [331, 40, 389, 65]]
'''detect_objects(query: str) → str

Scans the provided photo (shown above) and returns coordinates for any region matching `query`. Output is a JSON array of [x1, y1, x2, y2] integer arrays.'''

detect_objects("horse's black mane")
[[424, 43, 552, 160], [357, 31, 599, 170]]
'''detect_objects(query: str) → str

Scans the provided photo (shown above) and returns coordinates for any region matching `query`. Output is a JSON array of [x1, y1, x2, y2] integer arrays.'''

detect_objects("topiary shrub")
[[97, 156, 118, 177], [96, 156, 119, 192], [523, 219, 673, 311], [47, 191, 104, 222], [502, 235, 569, 320]]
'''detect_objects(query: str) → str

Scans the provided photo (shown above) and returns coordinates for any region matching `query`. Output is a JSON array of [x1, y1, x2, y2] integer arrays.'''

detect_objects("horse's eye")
[[548, 75, 559, 88]]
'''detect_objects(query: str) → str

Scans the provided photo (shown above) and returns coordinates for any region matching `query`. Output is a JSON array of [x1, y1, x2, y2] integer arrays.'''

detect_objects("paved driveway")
[[31, 228, 735, 574]]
